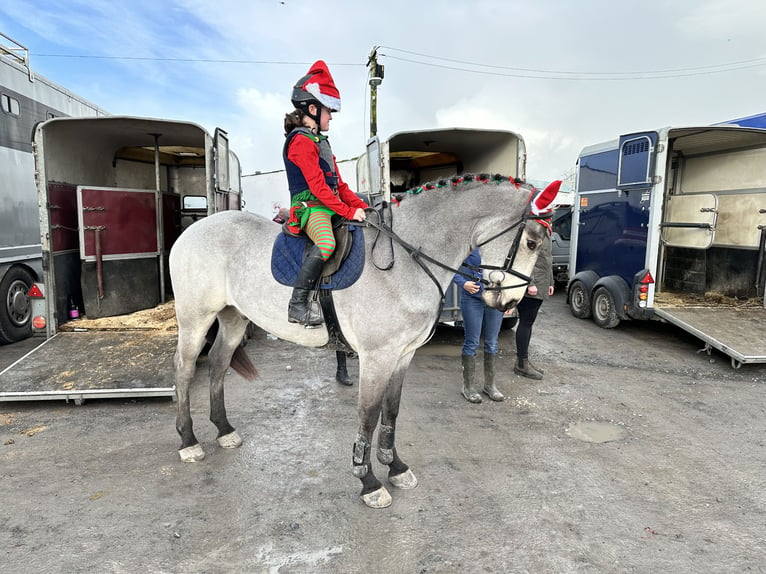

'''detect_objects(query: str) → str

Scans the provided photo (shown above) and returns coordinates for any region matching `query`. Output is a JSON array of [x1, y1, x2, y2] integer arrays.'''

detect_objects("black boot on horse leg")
[[353, 434, 391, 508], [378, 424, 418, 490], [335, 350, 352, 386], [288, 245, 325, 326]]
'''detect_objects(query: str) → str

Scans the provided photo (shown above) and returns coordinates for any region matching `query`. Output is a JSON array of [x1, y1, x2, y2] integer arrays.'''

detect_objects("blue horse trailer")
[[569, 125, 766, 367]]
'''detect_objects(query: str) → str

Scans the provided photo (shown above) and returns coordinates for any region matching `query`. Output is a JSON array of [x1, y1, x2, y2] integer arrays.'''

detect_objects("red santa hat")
[[529, 180, 562, 218], [292, 60, 342, 112]]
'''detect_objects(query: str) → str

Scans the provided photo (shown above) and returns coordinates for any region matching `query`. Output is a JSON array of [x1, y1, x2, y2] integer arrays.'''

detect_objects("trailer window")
[[2, 93, 20, 116], [182, 195, 207, 211], [578, 149, 618, 192]]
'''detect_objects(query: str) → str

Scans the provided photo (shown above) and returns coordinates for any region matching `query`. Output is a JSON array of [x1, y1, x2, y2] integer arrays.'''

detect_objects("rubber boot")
[[288, 245, 325, 326], [482, 353, 505, 401], [527, 359, 545, 375], [514, 357, 543, 380], [461, 355, 482, 403], [335, 351, 352, 386]]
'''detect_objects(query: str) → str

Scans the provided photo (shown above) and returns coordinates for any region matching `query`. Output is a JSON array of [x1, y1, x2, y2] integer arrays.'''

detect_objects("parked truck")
[[0, 32, 106, 343], [568, 124, 766, 367], [0, 115, 241, 402]]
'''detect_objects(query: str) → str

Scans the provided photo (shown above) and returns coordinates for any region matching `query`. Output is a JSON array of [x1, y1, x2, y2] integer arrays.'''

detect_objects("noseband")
[[472, 216, 532, 291]]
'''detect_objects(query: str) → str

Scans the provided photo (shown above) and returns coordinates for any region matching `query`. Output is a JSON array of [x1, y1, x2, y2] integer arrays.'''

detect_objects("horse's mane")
[[391, 173, 536, 205]]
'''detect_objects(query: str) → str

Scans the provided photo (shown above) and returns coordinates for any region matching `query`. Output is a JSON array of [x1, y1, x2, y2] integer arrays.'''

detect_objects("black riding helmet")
[[291, 60, 342, 131], [291, 73, 323, 126]]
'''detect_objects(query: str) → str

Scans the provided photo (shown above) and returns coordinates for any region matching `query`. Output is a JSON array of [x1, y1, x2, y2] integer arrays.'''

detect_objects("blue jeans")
[[460, 293, 504, 356]]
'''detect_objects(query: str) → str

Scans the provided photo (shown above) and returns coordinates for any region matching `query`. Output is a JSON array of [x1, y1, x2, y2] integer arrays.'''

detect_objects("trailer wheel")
[[592, 286, 620, 329], [0, 266, 35, 343], [568, 281, 592, 319]]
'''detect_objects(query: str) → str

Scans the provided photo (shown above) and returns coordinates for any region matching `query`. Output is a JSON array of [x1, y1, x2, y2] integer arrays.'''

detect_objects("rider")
[[282, 60, 368, 326]]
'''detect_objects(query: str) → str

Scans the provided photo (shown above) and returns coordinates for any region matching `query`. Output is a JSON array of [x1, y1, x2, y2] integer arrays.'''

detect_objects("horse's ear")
[[530, 180, 562, 216]]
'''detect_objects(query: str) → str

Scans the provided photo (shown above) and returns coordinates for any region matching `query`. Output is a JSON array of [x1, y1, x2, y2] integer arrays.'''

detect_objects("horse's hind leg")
[[208, 307, 250, 450], [378, 352, 418, 490], [175, 318, 215, 462]]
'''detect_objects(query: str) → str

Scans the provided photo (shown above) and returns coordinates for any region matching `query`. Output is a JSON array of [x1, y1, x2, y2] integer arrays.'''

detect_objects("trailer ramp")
[[0, 331, 176, 403], [653, 306, 766, 368]]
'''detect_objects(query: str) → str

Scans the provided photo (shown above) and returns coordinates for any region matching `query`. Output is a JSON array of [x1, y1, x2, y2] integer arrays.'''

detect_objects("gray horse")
[[169, 175, 553, 508]]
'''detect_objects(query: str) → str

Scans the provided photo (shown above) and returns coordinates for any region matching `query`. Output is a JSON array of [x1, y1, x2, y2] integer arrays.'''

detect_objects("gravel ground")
[[1, 292, 765, 573]]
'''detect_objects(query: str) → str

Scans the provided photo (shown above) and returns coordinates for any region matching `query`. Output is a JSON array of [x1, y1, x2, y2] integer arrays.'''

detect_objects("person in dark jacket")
[[454, 249, 506, 403], [514, 209, 555, 379]]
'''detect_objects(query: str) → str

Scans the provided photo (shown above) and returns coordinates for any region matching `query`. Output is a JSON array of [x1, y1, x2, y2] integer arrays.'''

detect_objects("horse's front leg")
[[378, 352, 418, 490], [353, 363, 394, 508]]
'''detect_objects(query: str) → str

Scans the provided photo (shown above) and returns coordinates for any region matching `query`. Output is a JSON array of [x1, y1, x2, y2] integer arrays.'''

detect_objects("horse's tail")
[[230, 346, 258, 381], [203, 320, 259, 381]]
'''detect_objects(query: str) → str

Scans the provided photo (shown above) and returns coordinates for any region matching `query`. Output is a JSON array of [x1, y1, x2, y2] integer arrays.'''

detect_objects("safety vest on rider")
[[283, 127, 339, 196]]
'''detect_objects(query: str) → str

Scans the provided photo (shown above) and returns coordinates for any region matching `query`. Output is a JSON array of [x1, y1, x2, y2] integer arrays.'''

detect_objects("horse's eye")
[[526, 240, 537, 250]]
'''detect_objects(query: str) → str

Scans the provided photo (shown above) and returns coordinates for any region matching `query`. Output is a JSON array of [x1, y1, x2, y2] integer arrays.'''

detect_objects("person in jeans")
[[454, 249, 505, 403]]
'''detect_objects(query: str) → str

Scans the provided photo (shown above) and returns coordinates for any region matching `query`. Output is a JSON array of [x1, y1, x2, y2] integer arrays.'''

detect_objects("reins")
[[345, 186, 535, 300]]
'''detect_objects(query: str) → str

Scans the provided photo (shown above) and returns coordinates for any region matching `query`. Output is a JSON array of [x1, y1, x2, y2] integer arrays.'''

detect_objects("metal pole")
[[150, 133, 166, 304], [367, 47, 383, 139]]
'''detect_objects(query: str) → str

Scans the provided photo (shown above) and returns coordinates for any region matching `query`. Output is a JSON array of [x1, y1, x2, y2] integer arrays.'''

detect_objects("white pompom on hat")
[[293, 60, 342, 112], [530, 180, 562, 217]]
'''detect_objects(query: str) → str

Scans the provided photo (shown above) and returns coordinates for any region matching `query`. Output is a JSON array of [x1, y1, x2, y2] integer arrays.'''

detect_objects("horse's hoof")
[[389, 468, 418, 490], [361, 487, 392, 508], [179, 443, 206, 462], [217, 430, 242, 449]]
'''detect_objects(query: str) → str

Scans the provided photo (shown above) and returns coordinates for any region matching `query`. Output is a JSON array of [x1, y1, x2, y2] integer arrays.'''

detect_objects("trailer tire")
[[0, 266, 35, 344], [592, 286, 620, 329], [568, 281, 592, 319]]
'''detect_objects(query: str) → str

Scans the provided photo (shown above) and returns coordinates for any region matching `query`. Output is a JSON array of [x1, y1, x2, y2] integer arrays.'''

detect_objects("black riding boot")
[[335, 351, 352, 386], [288, 245, 325, 326]]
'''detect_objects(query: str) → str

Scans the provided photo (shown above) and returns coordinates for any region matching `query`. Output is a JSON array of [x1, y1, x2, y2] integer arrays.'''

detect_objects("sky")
[[2, 0, 766, 184]]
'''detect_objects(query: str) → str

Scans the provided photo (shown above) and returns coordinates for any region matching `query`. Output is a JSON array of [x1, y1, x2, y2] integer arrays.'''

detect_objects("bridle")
[[350, 199, 536, 301]]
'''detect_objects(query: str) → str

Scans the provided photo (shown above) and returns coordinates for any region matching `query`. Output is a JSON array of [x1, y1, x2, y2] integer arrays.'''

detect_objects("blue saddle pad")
[[271, 226, 365, 290]]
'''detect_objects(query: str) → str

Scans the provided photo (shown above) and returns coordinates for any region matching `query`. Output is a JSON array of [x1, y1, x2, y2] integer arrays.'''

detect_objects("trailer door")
[[77, 186, 161, 319], [661, 193, 718, 249]]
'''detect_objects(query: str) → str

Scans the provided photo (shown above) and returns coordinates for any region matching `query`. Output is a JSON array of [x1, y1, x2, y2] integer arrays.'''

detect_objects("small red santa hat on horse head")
[[529, 180, 562, 219], [291, 60, 342, 113]]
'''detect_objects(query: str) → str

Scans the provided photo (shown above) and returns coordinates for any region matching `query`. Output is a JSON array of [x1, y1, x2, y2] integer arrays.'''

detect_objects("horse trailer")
[[568, 124, 766, 367], [0, 32, 107, 343], [357, 127, 528, 327], [0, 115, 242, 402]]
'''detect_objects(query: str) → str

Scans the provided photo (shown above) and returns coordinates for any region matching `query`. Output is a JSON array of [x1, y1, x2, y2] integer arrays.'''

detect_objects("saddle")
[[270, 220, 365, 290]]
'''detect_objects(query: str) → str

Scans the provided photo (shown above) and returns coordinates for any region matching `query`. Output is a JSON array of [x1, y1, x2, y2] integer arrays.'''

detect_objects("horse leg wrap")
[[352, 434, 371, 478], [377, 424, 395, 465]]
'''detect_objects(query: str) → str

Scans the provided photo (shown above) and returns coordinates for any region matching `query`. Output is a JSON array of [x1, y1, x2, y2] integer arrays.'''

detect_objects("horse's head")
[[477, 180, 561, 312]]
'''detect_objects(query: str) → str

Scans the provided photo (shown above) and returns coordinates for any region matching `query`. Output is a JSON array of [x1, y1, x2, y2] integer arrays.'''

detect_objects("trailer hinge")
[[652, 175, 662, 185], [82, 206, 106, 212], [654, 143, 664, 153]]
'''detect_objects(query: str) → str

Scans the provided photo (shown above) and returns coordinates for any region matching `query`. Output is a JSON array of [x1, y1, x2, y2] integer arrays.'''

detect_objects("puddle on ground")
[[566, 421, 625, 443], [416, 343, 461, 357]]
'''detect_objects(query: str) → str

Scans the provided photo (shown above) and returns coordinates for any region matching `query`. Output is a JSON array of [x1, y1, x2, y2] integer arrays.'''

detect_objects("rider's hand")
[[351, 208, 366, 222], [463, 281, 480, 294], [527, 285, 539, 296]]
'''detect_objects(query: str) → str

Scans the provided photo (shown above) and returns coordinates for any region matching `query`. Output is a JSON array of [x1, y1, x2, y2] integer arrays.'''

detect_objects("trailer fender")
[[593, 275, 632, 321]]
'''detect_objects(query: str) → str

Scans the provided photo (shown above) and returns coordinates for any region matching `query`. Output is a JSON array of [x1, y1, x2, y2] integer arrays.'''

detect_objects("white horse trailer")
[[357, 127, 528, 327], [0, 32, 107, 343], [0, 115, 242, 403]]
